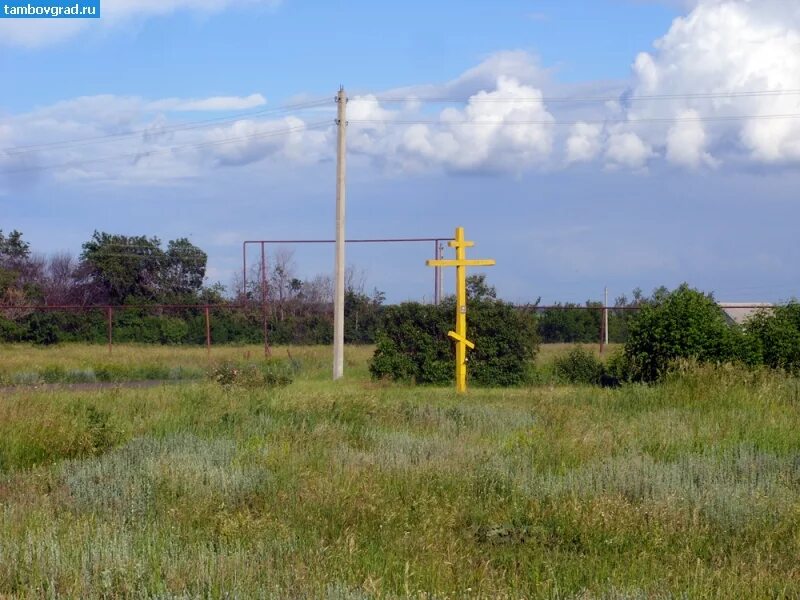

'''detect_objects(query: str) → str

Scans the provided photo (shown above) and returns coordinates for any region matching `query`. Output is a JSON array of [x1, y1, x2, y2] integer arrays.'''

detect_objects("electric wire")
[[0, 120, 332, 175], [5, 89, 800, 160], [5, 89, 800, 175], [348, 113, 800, 126], [363, 89, 800, 104], [2, 98, 330, 155]]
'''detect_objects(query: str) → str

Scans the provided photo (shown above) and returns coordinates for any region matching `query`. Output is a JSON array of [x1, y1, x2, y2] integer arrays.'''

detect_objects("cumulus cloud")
[[566, 122, 603, 164], [606, 131, 654, 170], [0, 52, 563, 185], [8, 0, 800, 189], [665, 110, 718, 168], [334, 52, 560, 173], [202, 115, 328, 167], [620, 0, 800, 165], [390, 76, 555, 172], [0, 0, 282, 48], [382, 50, 551, 103], [0, 92, 326, 187]]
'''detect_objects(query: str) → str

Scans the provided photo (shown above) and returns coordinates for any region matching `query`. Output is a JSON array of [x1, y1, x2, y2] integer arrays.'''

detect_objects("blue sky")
[[2, 0, 799, 304]]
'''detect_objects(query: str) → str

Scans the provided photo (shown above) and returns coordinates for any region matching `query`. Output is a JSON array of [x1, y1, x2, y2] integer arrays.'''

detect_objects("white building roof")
[[720, 302, 774, 325]]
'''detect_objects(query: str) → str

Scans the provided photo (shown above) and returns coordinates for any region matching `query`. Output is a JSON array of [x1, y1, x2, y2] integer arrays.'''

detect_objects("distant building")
[[720, 302, 774, 325]]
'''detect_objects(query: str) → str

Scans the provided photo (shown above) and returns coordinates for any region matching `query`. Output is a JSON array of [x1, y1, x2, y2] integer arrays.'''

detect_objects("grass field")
[[0, 344, 798, 598], [0, 343, 619, 386]]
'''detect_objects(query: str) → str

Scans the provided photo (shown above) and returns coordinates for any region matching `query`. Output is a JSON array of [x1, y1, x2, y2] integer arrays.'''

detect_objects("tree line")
[[4, 228, 783, 351], [0, 229, 383, 345]]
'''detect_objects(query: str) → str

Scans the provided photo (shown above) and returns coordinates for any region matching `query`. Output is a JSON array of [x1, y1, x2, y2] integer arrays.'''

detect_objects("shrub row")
[[369, 297, 538, 386], [370, 285, 800, 388]]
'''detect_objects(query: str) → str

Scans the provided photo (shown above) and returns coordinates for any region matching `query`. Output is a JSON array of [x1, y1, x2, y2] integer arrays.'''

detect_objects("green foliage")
[[605, 348, 633, 382], [1, 353, 800, 597], [81, 231, 207, 304], [209, 360, 295, 389], [164, 238, 207, 297], [159, 317, 189, 344], [552, 346, 604, 385], [623, 284, 740, 382], [744, 302, 800, 373], [0, 315, 22, 341], [537, 302, 602, 343], [465, 273, 496, 301], [23, 312, 63, 345], [369, 303, 451, 384], [0, 229, 30, 261], [370, 296, 538, 386]]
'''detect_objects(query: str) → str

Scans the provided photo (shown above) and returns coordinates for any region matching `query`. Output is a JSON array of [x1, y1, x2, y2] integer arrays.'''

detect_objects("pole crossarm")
[[426, 226, 495, 394]]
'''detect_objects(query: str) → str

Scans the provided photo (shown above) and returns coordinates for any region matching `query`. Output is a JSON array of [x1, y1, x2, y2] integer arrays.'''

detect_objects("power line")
[[2, 99, 330, 156], [348, 113, 800, 126], [0, 120, 331, 175], [6, 89, 799, 158], [361, 89, 800, 104]]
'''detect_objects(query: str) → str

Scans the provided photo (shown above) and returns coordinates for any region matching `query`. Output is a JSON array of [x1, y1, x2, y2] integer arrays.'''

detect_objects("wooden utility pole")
[[333, 87, 347, 380]]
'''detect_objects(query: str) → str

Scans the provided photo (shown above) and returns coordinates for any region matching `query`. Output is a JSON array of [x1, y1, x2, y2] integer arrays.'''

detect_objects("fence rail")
[[0, 302, 774, 356]]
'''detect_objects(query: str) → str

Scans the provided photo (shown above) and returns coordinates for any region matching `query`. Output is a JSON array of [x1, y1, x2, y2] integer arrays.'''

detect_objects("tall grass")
[[0, 348, 797, 597]]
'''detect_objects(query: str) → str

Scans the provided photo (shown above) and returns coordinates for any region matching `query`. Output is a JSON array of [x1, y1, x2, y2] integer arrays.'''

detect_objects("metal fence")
[[0, 302, 773, 355]]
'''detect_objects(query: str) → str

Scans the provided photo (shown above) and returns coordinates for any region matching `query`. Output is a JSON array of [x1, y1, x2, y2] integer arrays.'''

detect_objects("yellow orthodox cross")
[[426, 227, 496, 393]]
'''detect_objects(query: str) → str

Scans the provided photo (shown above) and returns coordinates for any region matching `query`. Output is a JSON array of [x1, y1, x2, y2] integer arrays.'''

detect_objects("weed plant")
[[0, 347, 797, 597]]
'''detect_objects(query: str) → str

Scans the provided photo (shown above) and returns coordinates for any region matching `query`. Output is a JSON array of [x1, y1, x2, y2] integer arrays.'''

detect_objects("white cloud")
[[0, 53, 561, 184], [382, 50, 551, 102], [665, 110, 718, 167], [386, 75, 555, 172], [606, 131, 654, 169], [566, 122, 603, 164], [0, 92, 325, 187], [622, 0, 800, 165], [146, 94, 267, 112], [0, 0, 282, 48], [9, 0, 800, 188], [203, 115, 329, 167]]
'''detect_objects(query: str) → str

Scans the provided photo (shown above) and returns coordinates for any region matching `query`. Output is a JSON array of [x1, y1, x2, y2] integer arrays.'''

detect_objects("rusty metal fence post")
[[261, 242, 271, 358], [107, 306, 113, 355], [205, 305, 211, 358]]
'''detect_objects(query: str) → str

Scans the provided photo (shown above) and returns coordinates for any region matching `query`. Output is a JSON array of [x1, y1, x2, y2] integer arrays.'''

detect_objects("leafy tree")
[[466, 274, 496, 301], [163, 238, 207, 298], [345, 287, 385, 343], [0, 229, 30, 261], [80, 232, 207, 304], [537, 302, 602, 343], [81, 232, 166, 303], [623, 284, 740, 382], [0, 229, 42, 310]]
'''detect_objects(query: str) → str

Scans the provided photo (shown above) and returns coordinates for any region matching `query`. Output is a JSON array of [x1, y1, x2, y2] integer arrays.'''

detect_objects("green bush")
[[369, 298, 538, 387], [552, 347, 604, 385], [744, 303, 800, 373], [623, 284, 740, 382], [209, 360, 295, 389], [0, 316, 21, 341], [159, 317, 189, 344]]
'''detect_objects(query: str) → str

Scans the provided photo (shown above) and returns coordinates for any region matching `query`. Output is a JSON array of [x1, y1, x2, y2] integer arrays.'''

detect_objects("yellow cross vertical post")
[[426, 227, 496, 393]]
